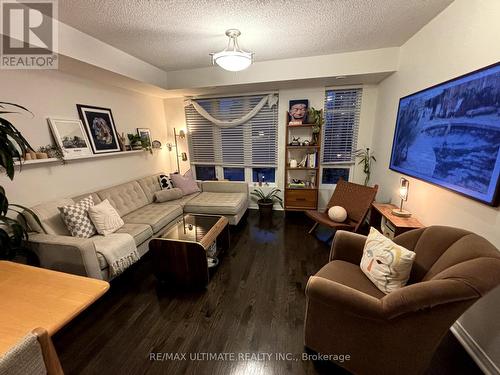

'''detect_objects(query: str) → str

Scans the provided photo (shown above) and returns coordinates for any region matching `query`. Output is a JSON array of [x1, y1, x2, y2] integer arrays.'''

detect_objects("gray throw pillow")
[[154, 188, 184, 203]]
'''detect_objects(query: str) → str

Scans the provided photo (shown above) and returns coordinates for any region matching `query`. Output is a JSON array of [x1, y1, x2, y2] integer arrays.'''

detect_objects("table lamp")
[[392, 177, 412, 217]]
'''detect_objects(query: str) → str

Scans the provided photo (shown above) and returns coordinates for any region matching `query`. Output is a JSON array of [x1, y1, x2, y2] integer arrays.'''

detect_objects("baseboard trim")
[[451, 321, 500, 375]]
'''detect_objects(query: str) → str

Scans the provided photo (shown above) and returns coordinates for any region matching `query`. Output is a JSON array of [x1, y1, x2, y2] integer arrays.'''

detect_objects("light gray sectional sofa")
[[25, 173, 248, 281]]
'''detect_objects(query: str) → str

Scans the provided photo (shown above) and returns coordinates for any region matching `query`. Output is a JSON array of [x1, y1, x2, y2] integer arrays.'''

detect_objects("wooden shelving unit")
[[284, 114, 321, 211]]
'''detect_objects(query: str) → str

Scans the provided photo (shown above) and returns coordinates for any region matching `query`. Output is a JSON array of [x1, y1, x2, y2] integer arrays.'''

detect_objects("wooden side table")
[[370, 202, 424, 237]]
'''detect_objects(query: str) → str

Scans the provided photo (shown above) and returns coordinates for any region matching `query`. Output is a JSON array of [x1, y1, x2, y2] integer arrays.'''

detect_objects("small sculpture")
[[290, 137, 301, 146]]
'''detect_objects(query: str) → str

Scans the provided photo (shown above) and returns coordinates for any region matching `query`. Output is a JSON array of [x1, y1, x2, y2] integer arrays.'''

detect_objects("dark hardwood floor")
[[53, 210, 483, 375]]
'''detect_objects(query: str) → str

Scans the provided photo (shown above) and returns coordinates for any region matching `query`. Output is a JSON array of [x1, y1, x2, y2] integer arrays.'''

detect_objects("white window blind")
[[322, 88, 362, 164], [185, 94, 278, 167]]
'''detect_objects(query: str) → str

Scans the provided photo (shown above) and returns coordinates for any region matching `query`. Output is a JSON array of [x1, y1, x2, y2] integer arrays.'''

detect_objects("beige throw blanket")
[[92, 233, 139, 277]]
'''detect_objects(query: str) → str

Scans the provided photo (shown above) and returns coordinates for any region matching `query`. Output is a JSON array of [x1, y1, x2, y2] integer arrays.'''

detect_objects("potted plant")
[[308, 107, 323, 145], [250, 188, 283, 216], [0, 102, 43, 262], [355, 147, 376, 186], [127, 133, 143, 150]]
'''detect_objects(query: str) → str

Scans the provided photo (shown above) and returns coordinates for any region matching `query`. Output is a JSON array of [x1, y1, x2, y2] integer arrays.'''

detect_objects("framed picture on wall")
[[47, 118, 92, 159], [137, 128, 152, 148], [76, 104, 121, 154]]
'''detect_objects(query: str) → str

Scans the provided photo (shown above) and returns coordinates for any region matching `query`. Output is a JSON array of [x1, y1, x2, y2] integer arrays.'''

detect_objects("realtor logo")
[[0, 0, 58, 69]]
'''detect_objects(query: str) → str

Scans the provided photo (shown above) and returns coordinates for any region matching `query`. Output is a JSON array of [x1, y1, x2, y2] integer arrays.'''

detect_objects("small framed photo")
[[137, 128, 152, 148], [47, 118, 92, 159], [76, 104, 121, 154], [288, 99, 309, 125]]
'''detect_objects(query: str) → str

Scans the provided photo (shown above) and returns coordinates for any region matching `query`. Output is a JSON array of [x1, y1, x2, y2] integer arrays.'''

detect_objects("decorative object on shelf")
[[392, 177, 412, 218], [152, 140, 162, 149], [76, 104, 121, 154], [328, 205, 347, 223], [288, 99, 308, 125], [137, 128, 152, 148], [298, 154, 308, 167], [302, 139, 310, 146], [250, 188, 283, 216], [307, 152, 316, 168], [210, 29, 253, 72], [35, 152, 48, 159], [289, 159, 298, 168], [0, 102, 42, 262], [290, 137, 301, 146], [355, 147, 376, 186], [36, 145, 65, 164], [289, 179, 306, 188], [308, 107, 323, 145], [181, 152, 188, 161], [118, 132, 127, 151], [47, 118, 92, 158], [127, 134, 143, 150]]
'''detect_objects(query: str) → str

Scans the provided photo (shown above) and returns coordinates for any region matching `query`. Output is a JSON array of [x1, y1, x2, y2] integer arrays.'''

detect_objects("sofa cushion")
[[184, 192, 247, 215], [159, 192, 200, 207], [316, 260, 385, 299], [136, 173, 164, 203], [96, 181, 149, 216], [122, 203, 183, 233], [154, 188, 183, 203], [72, 192, 102, 205], [115, 223, 152, 246], [27, 198, 75, 235]]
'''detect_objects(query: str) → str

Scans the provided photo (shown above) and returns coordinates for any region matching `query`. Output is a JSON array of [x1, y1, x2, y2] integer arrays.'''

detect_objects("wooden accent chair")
[[0, 327, 64, 375], [306, 179, 378, 234], [304, 226, 500, 375]]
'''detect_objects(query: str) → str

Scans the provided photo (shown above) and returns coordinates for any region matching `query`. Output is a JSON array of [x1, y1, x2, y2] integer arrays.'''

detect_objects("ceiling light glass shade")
[[210, 29, 253, 72], [212, 50, 252, 71]]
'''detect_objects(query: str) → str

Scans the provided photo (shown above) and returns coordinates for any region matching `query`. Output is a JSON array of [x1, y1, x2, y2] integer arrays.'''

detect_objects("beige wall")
[[1, 69, 171, 206], [370, 0, 500, 371]]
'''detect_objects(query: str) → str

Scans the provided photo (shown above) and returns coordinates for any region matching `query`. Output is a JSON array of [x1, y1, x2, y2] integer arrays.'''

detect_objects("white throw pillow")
[[328, 206, 347, 222], [360, 227, 416, 294], [88, 199, 124, 236]]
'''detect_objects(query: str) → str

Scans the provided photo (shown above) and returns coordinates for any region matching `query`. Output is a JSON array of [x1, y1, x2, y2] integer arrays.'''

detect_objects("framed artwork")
[[389, 62, 500, 205], [47, 118, 92, 158], [288, 99, 309, 125], [137, 128, 152, 148], [76, 104, 121, 154]]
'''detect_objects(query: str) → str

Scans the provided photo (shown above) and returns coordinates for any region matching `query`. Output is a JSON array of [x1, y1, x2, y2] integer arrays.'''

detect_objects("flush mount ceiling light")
[[210, 29, 253, 72]]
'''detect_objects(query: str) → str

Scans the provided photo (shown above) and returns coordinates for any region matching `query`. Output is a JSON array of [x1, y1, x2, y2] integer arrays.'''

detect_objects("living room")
[[1, 0, 499, 374]]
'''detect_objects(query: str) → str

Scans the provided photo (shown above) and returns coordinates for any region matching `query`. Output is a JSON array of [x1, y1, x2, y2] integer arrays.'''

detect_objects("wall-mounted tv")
[[389, 62, 500, 206]]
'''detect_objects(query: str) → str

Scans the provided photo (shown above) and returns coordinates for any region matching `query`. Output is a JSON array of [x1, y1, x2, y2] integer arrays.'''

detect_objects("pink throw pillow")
[[170, 170, 201, 195]]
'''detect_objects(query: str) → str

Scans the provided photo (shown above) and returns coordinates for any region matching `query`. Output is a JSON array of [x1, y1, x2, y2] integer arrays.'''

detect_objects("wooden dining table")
[[0, 261, 109, 355]]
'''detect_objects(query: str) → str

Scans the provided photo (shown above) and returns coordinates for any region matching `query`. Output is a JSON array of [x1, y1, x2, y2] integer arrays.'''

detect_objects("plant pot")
[[257, 200, 273, 216], [131, 141, 142, 150]]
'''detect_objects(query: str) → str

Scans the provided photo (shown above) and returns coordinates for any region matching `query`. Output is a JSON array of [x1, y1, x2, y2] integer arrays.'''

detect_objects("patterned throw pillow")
[[158, 174, 173, 190], [88, 199, 124, 236], [360, 227, 416, 294], [58, 196, 97, 238]]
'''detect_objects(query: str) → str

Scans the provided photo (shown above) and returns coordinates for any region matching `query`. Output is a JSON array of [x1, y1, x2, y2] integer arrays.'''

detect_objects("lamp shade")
[[212, 51, 252, 72]]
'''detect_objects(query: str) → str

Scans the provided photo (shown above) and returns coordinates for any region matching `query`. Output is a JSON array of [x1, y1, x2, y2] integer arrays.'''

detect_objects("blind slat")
[[322, 89, 362, 164]]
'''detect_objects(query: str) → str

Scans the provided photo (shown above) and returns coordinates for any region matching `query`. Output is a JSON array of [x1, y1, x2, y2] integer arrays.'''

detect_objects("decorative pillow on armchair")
[[170, 170, 201, 195], [58, 196, 96, 238], [360, 227, 416, 294]]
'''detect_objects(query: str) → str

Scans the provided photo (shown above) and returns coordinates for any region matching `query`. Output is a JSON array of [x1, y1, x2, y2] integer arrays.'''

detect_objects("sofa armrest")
[[329, 230, 367, 263], [306, 276, 384, 320], [27, 233, 103, 280], [202, 181, 249, 195]]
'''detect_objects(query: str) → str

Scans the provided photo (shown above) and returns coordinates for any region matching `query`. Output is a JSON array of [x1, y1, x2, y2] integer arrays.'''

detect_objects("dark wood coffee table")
[[149, 214, 230, 288]]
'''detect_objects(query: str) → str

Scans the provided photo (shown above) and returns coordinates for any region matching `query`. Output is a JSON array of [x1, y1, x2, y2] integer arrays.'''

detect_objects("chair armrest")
[[202, 181, 249, 195], [27, 233, 103, 280], [306, 276, 384, 320], [382, 279, 480, 319], [329, 230, 367, 263]]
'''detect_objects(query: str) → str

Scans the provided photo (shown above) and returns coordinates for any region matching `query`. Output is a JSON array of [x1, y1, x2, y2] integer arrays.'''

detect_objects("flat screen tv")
[[389, 62, 500, 206]]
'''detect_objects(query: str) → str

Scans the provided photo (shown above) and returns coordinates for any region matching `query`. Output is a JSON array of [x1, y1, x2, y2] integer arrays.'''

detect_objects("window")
[[195, 165, 216, 181], [322, 167, 350, 184], [223, 167, 245, 181], [322, 89, 362, 164], [185, 94, 278, 183], [252, 168, 275, 183]]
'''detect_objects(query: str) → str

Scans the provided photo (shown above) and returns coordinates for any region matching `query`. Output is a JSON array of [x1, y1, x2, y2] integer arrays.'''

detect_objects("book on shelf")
[[288, 182, 306, 188], [307, 152, 316, 168]]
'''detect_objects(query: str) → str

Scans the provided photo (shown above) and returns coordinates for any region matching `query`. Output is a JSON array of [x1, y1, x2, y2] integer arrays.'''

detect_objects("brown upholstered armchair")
[[304, 226, 500, 375]]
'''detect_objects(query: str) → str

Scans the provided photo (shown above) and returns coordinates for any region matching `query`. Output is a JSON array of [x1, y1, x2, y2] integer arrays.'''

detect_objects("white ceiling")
[[58, 0, 453, 72]]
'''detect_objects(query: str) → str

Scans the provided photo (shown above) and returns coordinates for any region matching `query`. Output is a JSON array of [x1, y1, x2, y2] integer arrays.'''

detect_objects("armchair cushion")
[[360, 227, 416, 294]]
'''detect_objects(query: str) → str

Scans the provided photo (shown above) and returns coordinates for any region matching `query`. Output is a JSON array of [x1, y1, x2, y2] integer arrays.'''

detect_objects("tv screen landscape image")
[[390, 63, 500, 205]]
